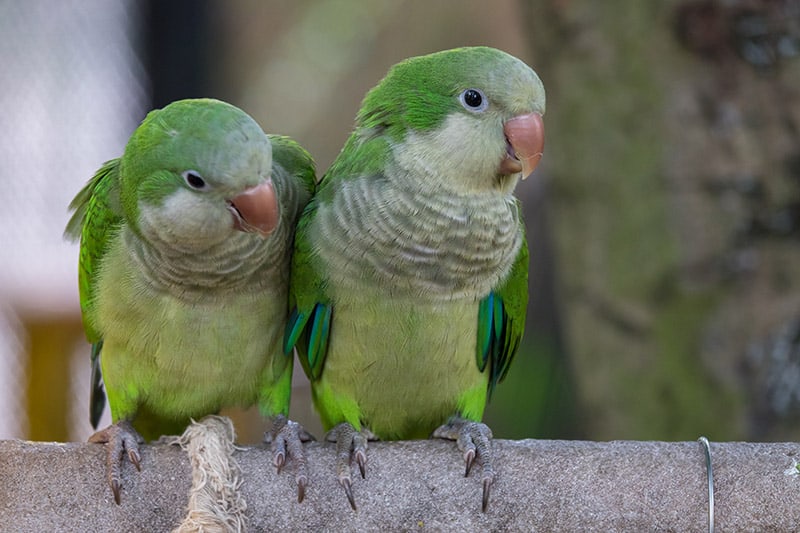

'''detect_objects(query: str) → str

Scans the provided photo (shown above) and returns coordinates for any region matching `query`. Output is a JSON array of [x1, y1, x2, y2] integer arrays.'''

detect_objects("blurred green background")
[[2, 0, 800, 445]]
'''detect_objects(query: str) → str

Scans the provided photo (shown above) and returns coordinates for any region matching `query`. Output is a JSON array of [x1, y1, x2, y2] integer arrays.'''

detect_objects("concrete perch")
[[2, 434, 799, 531]]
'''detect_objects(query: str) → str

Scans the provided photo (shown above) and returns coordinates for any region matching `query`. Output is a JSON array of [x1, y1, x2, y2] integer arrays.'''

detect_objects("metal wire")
[[697, 436, 715, 533]]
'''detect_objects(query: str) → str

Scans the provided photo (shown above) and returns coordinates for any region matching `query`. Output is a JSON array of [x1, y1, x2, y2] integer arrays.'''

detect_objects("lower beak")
[[228, 179, 279, 237], [500, 112, 545, 179]]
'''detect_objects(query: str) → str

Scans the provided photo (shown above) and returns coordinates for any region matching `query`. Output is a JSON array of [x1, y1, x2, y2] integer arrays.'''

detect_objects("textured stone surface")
[[2, 438, 800, 531]]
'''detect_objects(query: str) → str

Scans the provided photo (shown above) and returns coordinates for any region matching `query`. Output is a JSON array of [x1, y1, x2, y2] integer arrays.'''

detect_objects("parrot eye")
[[182, 170, 207, 190], [459, 88, 488, 112]]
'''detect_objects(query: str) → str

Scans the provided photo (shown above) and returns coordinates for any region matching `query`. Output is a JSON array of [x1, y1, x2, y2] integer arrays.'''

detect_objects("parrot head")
[[356, 46, 545, 194], [118, 98, 279, 251]]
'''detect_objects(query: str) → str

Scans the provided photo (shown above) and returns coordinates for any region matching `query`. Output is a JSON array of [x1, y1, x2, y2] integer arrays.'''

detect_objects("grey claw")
[[352, 430, 369, 479], [464, 448, 476, 477], [356, 449, 367, 479], [297, 475, 307, 503], [129, 449, 141, 472], [274, 449, 286, 474], [111, 479, 121, 505], [340, 477, 357, 511], [482, 477, 492, 513]]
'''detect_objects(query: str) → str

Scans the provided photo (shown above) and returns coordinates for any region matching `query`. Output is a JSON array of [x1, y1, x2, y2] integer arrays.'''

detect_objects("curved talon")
[[356, 451, 367, 480], [297, 475, 307, 503], [353, 430, 369, 479], [273, 440, 286, 473], [480, 462, 496, 514], [340, 477, 357, 511], [464, 448, 476, 477], [129, 449, 141, 472], [274, 453, 285, 474], [482, 478, 492, 513], [111, 479, 122, 505]]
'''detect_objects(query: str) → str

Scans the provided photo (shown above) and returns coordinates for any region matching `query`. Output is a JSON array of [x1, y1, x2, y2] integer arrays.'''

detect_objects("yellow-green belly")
[[312, 298, 488, 439]]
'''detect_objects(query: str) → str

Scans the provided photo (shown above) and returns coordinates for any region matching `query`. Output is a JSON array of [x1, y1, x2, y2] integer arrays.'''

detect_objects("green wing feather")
[[268, 132, 329, 375], [477, 210, 529, 399], [65, 158, 125, 427], [283, 197, 332, 381], [65, 158, 124, 339]]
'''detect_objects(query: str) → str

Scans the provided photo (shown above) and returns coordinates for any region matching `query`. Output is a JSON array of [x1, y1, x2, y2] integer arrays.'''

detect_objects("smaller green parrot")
[[65, 98, 316, 504], [285, 47, 545, 511]]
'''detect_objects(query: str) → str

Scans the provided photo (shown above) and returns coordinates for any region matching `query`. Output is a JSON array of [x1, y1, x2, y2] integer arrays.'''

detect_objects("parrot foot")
[[432, 417, 495, 513], [264, 415, 315, 503], [325, 422, 372, 511], [88, 420, 144, 505]]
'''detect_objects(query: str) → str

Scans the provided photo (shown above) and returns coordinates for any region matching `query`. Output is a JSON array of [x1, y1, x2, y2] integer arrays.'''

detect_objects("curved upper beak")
[[227, 179, 279, 237], [500, 112, 545, 179]]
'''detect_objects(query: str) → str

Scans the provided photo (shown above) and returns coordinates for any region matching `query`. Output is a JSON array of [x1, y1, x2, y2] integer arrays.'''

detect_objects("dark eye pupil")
[[186, 173, 205, 189], [464, 89, 482, 108]]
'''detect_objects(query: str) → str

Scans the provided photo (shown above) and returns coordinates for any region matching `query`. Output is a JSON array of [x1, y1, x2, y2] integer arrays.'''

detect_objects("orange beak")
[[500, 112, 545, 179], [228, 180, 279, 237]]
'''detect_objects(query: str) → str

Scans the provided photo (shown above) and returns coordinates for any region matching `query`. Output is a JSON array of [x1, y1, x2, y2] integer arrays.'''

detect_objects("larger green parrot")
[[284, 47, 545, 511], [65, 98, 316, 504]]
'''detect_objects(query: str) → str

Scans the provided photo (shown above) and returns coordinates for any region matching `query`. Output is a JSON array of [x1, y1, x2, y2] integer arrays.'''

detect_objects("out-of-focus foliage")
[[526, 0, 800, 441]]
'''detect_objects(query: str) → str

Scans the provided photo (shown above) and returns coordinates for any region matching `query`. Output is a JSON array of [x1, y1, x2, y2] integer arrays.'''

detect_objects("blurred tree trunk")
[[523, 0, 800, 441]]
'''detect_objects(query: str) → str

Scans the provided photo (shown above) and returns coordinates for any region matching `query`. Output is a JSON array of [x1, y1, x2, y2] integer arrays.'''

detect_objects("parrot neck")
[[314, 176, 522, 302], [122, 223, 288, 300]]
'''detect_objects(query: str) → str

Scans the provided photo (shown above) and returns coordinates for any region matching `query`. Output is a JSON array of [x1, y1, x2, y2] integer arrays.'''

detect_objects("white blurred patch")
[[0, 0, 146, 440]]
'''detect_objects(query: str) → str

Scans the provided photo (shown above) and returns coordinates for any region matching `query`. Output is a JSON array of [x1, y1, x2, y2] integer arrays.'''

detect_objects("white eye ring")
[[182, 170, 207, 190], [459, 88, 489, 112]]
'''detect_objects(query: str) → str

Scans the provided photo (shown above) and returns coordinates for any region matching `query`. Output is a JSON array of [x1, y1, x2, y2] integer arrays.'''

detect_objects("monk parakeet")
[[284, 47, 545, 511], [65, 98, 316, 504]]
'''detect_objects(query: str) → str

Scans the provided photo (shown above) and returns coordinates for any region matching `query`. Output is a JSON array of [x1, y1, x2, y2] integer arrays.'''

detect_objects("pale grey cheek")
[[138, 208, 231, 252]]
